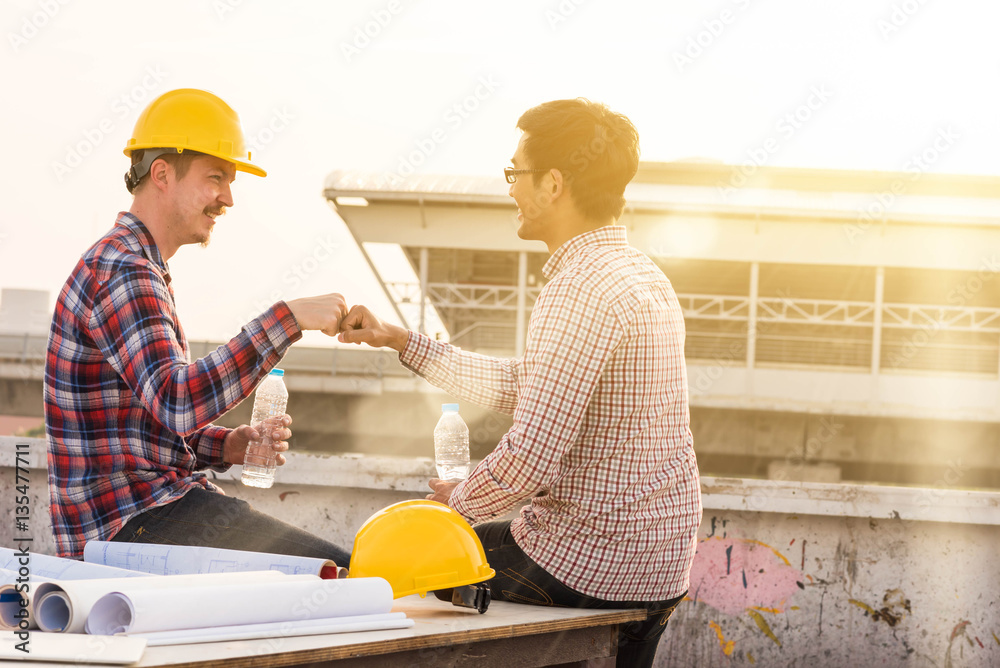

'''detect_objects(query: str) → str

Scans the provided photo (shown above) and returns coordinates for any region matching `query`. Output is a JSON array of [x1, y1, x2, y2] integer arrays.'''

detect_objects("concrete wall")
[[663, 478, 1000, 667], [2, 437, 998, 667]]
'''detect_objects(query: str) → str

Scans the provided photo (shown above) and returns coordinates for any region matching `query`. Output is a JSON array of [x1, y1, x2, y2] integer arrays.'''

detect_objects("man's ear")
[[148, 158, 171, 192], [548, 168, 565, 198]]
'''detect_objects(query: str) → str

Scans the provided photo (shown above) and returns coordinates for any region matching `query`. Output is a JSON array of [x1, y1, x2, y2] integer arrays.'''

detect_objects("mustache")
[[204, 206, 227, 217]]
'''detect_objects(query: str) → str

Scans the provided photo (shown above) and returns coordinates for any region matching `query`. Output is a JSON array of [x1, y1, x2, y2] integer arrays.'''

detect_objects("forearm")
[[448, 280, 620, 521], [145, 303, 300, 434], [400, 332, 520, 415], [449, 442, 535, 522], [188, 425, 232, 471], [96, 288, 301, 436]]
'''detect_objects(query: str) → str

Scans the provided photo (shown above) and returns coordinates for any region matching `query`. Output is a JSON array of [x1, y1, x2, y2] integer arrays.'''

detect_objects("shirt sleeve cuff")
[[398, 330, 423, 366], [448, 482, 478, 524], [244, 301, 303, 354], [399, 331, 445, 375], [192, 425, 232, 472]]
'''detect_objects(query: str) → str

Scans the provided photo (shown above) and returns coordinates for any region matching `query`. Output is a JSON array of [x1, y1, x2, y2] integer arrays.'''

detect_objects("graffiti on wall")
[[680, 515, 999, 666]]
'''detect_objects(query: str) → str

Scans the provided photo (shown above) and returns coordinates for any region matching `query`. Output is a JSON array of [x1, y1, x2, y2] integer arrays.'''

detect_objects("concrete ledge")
[[5, 436, 999, 525], [702, 476, 1000, 526], [218, 450, 439, 493]]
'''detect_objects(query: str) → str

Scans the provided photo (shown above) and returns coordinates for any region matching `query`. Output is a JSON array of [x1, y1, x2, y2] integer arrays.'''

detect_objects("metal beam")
[[747, 262, 759, 376], [872, 266, 885, 376], [355, 243, 409, 329], [418, 247, 428, 335]]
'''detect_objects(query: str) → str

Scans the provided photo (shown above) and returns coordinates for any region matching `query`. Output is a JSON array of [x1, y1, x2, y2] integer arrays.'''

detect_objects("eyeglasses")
[[504, 167, 548, 184]]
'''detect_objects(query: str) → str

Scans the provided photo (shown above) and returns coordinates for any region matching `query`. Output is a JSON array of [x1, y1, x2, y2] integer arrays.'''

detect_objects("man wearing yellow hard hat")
[[44, 88, 351, 567], [339, 98, 701, 668]]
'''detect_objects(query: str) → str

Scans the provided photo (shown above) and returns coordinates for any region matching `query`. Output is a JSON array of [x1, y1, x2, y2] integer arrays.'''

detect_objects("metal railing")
[[7, 289, 1000, 378], [680, 291, 1000, 374]]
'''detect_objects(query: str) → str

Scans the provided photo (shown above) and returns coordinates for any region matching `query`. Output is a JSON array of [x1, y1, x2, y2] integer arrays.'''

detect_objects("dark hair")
[[516, 98, 639, 221], [129, 149, 200, 193]]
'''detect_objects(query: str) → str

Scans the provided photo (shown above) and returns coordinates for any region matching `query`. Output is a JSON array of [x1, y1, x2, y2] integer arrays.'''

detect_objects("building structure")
[[4, 163, 999, 488], [323, 162, 1000, 489]]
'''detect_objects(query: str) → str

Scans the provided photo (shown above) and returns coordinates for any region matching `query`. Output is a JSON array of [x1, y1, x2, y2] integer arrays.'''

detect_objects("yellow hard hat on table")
[[350, 499, 495, 605]]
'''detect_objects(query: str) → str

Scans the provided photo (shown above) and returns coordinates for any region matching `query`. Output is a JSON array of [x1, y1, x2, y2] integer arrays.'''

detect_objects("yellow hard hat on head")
[[349, 499, 495, 600], [124, 88, 266, 178]]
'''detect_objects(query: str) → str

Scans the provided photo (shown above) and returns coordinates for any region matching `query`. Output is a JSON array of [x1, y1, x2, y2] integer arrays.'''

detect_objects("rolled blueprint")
[[0, 567, 53, 630], [83, 541, 340, 579], [131, 612, 414, 646], [34, 571, 316, 634], [0, 547, 151, 581], [86, 576, 393, 635]]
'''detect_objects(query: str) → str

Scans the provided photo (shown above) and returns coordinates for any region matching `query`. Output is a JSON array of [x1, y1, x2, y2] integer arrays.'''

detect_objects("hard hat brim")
[[388, 568, 497, 600], [124, 143, 266, 178]]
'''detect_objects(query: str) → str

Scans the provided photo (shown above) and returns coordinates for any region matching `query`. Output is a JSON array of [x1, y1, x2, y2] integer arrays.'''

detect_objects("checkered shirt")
[[400, 225, 702, 601], [44, 213, 301, 558]]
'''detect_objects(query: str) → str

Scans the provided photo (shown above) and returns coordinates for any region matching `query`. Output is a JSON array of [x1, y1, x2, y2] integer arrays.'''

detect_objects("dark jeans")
[[473, 520, 684, 668], [111, 486, 351, 568]]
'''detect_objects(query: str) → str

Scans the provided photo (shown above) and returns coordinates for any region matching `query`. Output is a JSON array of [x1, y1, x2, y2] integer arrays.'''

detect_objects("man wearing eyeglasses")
[[339, 98, 701, 668]]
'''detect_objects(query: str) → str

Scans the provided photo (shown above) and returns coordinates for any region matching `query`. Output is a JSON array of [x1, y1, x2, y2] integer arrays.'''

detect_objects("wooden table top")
[[18, 594, 646, 668]]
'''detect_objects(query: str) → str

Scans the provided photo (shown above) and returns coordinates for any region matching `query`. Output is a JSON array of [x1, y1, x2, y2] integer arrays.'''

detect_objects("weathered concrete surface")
[[657, 478, 1000, 666], [2, 437, 998, 667], [661, 512, 999, 667]]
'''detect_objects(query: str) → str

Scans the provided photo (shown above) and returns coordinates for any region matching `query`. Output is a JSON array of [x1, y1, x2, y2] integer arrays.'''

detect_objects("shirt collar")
[[115, 212, 171, 284], [542, 225, 629, 279]]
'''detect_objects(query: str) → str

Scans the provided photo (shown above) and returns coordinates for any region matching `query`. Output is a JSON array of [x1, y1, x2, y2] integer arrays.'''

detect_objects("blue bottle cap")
[[270, 368, 285, 376], [442, 403, 459, 412]]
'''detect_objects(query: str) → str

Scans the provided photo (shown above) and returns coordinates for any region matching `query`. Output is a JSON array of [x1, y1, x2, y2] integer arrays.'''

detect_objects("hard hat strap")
[[449, 583, 491, 614], [124, 148, 179, 194]]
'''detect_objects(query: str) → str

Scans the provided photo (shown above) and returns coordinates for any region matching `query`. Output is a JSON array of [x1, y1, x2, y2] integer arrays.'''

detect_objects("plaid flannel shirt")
[[44, 213, 302, 558], [401, 226, 702, 601]]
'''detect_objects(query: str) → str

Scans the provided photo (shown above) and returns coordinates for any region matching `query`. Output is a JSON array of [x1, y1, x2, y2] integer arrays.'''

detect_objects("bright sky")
[[2, 0, 999, 345]]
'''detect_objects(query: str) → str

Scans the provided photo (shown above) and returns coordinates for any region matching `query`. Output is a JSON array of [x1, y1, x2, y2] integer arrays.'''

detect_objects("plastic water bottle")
[[241, 368, 288, 488], [434, 403, 470, 482]]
